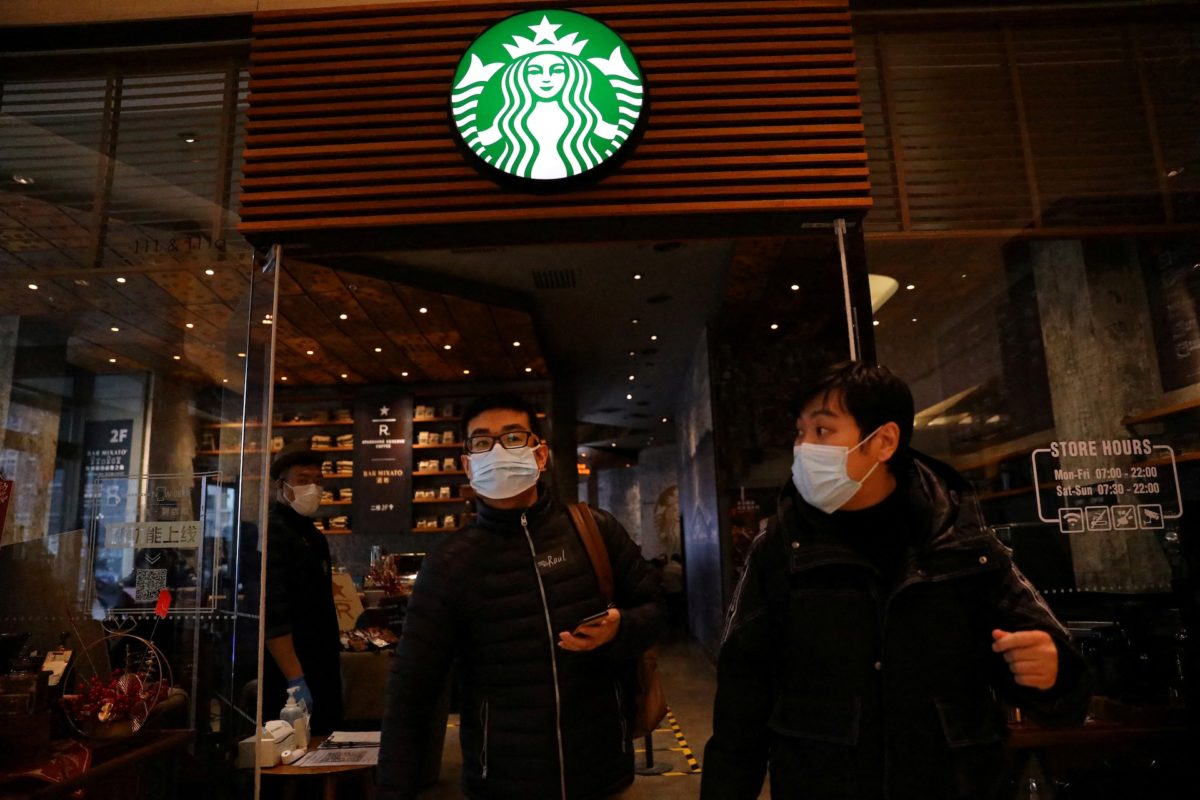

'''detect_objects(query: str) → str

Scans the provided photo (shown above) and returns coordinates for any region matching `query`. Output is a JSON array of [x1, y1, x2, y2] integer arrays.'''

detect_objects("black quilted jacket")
[[377, 488, 666, 800], [701, 454, 1091, 800]]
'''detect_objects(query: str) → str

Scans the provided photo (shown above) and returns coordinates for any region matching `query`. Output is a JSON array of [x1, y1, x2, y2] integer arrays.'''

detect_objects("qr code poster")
[[135, 569, 168, 602]]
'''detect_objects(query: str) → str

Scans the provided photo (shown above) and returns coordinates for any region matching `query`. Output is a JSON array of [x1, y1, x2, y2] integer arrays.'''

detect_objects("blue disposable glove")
[[286, 675, 313, 716]]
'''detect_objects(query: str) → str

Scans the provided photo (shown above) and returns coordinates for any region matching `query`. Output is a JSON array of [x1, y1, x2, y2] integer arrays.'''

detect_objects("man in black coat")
[[701, 362, 1091, 800], [263, 442, 343, 735], [377, 395, 666, 800]]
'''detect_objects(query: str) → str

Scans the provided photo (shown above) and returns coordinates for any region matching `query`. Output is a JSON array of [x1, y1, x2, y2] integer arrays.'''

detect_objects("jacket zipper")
[[521, 511, 567, 800], [480, 700, 489, 779], [614, 682, 628, 753]]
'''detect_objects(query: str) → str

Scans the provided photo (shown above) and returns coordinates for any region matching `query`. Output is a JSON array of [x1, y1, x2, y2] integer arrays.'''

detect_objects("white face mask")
[[283, 482, 323, 517], [465, 444, 542, 501], [791, 427, 883, 514]]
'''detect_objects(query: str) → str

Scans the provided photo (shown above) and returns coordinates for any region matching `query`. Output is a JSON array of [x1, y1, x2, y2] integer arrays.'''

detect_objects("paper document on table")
[[324, 731, 381, 745], [293, 747, 379, 767]]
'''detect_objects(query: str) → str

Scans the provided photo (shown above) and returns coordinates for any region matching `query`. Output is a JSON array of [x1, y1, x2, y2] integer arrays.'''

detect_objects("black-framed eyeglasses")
[[463, 431, 538, 454]]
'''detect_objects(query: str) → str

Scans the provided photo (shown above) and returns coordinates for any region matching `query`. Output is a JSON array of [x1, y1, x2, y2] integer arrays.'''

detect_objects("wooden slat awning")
[[239, 0, 871, 246]]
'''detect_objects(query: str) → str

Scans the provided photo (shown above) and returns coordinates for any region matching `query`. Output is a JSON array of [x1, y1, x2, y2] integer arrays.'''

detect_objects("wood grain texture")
[[238, 0, 870, 242]]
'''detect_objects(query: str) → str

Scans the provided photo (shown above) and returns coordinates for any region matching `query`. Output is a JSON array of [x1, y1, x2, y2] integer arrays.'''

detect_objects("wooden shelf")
[[321, 473, 355, 479], [311, 445, 353, 452], [205, 420, 354, 430], [414, 416, 460, 423], [320, 500, 353, 506], [1139, 450, 1200, 469], [413, 470, 465, 476], [1123, 397, 1200, 427], [414, 526, 461, 533], [322, 528, 353, 535], [413, 497, 468, 504], [977, 481, 1057, 501], [413, 443, 461, 449]]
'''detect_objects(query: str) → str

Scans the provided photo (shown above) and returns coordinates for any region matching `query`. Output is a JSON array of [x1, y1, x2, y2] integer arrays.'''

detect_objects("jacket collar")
[[779, 450, 993, 576], [474, 482, 558, 532]]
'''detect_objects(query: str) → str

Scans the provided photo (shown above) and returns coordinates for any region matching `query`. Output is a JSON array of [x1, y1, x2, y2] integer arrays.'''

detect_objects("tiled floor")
[[420, 637, 721, 799]]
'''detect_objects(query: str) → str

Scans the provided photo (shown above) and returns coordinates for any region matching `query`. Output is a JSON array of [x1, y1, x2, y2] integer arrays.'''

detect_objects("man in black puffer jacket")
[[702, 362, 1091, 800], [377, 395, 666, 800]]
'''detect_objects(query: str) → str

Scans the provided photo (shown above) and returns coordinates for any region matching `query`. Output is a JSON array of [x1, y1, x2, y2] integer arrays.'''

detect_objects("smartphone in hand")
[[573, 609, 610, 635]]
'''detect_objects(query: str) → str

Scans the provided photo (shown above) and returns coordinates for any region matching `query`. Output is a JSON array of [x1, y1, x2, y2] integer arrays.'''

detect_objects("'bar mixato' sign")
[[450, 10, 645, 186]]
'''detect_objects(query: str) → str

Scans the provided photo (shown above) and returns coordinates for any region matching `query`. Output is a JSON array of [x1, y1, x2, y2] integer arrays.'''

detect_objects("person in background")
[[263, 441, 343, 735], [377, 395, 665, 799], [702, 361, 1090, 800]]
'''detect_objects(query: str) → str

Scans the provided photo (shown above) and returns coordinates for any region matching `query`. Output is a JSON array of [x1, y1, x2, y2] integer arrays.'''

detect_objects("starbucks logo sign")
[[450, 10, 645, 184]]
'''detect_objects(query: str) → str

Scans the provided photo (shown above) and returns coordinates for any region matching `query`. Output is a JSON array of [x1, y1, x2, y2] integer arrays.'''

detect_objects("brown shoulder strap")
[[567, 502, 614, 604]]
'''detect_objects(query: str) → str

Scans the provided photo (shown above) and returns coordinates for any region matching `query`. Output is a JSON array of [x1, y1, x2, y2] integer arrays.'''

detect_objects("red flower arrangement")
[[61, 669, 169, 729]]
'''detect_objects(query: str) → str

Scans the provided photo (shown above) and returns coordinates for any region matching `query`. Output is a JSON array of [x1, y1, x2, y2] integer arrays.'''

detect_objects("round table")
[[259, 735, 375, 800]]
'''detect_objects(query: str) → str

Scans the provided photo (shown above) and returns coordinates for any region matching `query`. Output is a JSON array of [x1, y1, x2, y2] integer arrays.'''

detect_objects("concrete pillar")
[[1031, 239, 1172, 592]]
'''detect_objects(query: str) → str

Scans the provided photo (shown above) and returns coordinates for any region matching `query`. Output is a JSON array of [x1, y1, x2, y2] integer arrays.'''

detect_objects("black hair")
[[793, 361, 914, 452], [460, 394, 543, 441]]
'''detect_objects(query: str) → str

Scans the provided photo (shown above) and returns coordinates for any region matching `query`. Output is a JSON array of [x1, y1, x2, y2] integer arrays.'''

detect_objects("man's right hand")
[[287, 675, 314, 715]]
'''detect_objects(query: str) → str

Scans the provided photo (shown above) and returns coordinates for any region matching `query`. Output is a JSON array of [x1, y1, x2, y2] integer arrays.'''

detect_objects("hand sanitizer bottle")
[[280, 686, 309, 749]]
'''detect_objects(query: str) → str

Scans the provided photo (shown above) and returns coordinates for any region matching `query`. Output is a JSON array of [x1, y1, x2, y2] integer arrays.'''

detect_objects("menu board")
[[1143, 241, 1200, 391], [353, 397, 413, 535]]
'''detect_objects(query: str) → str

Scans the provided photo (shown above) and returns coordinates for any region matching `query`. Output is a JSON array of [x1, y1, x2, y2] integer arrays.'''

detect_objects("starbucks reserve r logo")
[[450, 10, 645, 183]]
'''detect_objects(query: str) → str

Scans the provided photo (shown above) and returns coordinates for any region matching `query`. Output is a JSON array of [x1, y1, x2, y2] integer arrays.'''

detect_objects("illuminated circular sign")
[[450, 10, 645, 185]]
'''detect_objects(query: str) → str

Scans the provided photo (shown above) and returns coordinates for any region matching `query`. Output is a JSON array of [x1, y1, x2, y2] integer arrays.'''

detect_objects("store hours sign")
[[1032, 438, 1184, 534], [450, 10, 645, 185]]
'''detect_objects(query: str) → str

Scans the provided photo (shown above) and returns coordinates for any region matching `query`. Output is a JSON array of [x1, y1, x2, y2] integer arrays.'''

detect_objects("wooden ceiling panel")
[[239, 0, 870, 241]]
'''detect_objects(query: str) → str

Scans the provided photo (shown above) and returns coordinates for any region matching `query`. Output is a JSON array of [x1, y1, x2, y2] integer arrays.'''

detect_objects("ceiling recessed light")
[[12, 174, 34, 185], [185, 323, 194, 329], [110, 326, 120, 332], [280, 376, 288, 381], [27, 283, 38, 290], [108, 358, 116, 363], [626, 393, 633, 400], [463, 369, 470, 375], [222, 378, 228, 383], [237, 352, 246, 358], [512, 341, 521, 347], [770, 323, 779, 330], [374, 347, 382, 353], [306, 349, 314, 355], [906, 284, 916, 291], [116, 277, 126, 284], [611, 443, 616, 447], [204, 269, 215, 276], [633, 273, 642, 280], [179, 133, 196, 143], [339, 313, 348, 320], [173, 355, 181, 360], [873, 320, 880, 327], [340, 373, 348, 379], [650, 335, 657, 341], [401, 371, 409, 377], [790, 284, 800, 291], [911, 317, 918, 322], [419, 307, 428, 314], [628, 350, 636, 357], [629, 375, 635, 381], [525, 367, 533, 373], [961, 273, 967, 278], [661, 417, 668, 423], [443, 344, 452, 350], [631, 318, 639, 324], [262, 319, 272, 325]]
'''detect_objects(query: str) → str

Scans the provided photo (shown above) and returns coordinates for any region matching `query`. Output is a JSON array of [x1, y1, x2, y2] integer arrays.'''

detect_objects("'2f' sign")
[[110, 428, 129, 443]]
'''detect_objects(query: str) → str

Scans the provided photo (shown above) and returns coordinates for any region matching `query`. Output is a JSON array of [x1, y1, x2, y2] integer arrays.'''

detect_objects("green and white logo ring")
[[450, 10, 645, 183]]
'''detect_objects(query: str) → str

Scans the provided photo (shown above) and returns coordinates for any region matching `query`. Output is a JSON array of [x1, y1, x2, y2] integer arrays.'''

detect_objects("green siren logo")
[[450, 10, 645, 183]]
